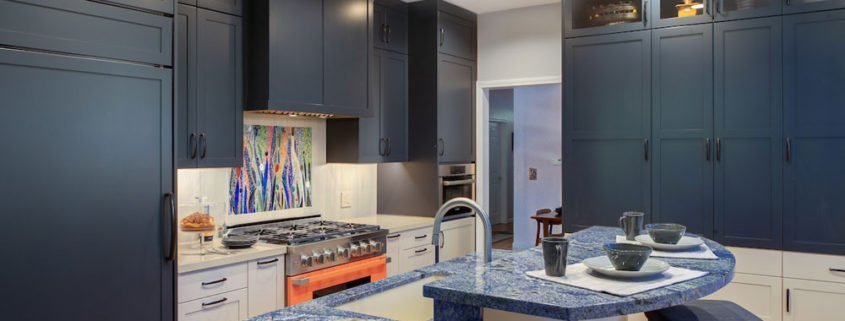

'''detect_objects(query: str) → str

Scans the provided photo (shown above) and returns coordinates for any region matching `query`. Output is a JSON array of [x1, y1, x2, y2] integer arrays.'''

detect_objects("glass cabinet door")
[[784, 0, 845, 14], [653, 0, 714, 28], [564, 0, 651, 38], [714, 0, 782, 21]]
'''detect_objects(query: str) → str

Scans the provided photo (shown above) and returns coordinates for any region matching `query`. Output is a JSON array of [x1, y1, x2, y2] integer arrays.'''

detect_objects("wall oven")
[[438, 164, 476, 218]]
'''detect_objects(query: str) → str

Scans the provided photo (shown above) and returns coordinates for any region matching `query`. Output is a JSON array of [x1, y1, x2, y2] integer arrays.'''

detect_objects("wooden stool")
[[531, 208, 562, 246], [645, 300, 762, 321]]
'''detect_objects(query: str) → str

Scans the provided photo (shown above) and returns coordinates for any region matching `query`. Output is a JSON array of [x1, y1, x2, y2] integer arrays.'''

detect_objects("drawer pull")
[[257, 258, 279, 266], [202, 297, 228, 308], [415, 248, 428, 254], [201, 278, 227, 287], [415, 235, 428, 240], [387, 234, 401, 239], [831, 268, 845, 273]]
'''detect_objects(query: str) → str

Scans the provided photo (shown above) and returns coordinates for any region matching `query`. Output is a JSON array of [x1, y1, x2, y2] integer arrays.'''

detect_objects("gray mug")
[[619, 211, 645, 241], [542, 237, 569, 277]]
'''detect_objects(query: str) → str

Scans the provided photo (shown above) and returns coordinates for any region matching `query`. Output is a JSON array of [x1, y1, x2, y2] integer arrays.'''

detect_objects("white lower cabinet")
[[178, 288, 249, 321], [387, 217, 477, 276], [705, 273, 783, 321], [439, 217, 476, 262], [783, 278, 845, 321], [386, 233, 402, 277], [399, 244, 436, 272], [247, 255, 285, 317]]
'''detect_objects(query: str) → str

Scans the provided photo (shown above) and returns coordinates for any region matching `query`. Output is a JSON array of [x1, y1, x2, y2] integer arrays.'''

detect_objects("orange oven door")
[[286, 255, 387, 306]]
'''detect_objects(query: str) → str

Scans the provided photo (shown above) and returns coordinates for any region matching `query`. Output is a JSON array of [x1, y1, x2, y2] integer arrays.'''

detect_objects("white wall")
[[177, 113, 377, 243], [512, 84, 562, 250], [477, 3, 562, 83]]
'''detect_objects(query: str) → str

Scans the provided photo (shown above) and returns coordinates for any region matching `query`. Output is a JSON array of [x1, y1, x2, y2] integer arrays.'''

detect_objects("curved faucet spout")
[[431, 197, 493, 264]]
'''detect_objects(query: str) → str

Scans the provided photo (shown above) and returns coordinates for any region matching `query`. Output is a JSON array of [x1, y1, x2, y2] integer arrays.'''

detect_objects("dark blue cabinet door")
[[196, 8, 243, 168], [564, 0, 651, 38], [651, 24, 714, 237], [784, 0, 845, 14], [177, 4, 199, 168], [0, 49, 173, 321], [714, 17, 783, 249], [563, 31, 651, 231], [437, 54, 476, 164], [381, 50, 409, 162], [783, 10, 845, 255], [324, 0, 370, 115]]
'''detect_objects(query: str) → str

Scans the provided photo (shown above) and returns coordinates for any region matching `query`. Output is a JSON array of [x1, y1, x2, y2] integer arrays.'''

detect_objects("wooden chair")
[[532, 208, 563, 246]]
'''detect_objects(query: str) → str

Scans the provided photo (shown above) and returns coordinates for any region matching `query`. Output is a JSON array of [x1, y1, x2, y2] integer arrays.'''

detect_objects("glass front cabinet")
[[652, 0, 782, 27], [564, 0, 651, 37], [784, 0, 845, 14]]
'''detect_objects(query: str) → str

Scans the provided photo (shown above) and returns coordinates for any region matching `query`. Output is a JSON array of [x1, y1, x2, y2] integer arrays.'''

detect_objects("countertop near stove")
[[337, 214, 436, 234], [178, 240, 287, 274]]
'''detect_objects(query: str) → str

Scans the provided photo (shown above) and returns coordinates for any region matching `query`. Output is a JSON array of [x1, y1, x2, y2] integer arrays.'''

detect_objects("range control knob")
[[300, 254, 312, 267], [359, 241, 371, 254], [323, 249, 335, 262], [312, 251, 324, 264], [368, 240, 381, 252], [337, 246, 349, 258], [349, 243, 360, 257]]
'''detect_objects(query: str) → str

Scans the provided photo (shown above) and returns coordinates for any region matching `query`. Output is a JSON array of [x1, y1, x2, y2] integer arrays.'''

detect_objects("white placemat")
[[526, 263, 708, 296], [615, 235, 718, 260]]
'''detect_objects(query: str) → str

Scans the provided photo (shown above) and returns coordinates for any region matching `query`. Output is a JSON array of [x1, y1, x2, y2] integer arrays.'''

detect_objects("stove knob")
[[359, 241, 371, 254], [349, 243, 360, 257], [337, 246, 349, 258], [368, 240, 381, 252], [312, 251, 324, 264], [300, 254, 312, 267], [323, 249, 335, 262]]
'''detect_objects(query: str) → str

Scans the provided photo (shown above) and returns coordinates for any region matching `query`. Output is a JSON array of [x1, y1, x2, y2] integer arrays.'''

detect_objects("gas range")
[[228, 217, 388, 276]]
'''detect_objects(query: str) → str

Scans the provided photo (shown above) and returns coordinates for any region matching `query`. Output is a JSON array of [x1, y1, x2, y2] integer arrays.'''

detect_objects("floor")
[[492, 223, 513, 250]]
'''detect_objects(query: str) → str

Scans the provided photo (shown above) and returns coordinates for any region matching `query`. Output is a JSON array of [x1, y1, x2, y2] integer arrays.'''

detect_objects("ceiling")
[[404, 0, 561, 14]]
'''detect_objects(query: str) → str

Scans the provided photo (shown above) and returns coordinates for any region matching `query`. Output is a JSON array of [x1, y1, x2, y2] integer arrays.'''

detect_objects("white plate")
[[635, 235, 704, 251], [583, 256, 670, 279]]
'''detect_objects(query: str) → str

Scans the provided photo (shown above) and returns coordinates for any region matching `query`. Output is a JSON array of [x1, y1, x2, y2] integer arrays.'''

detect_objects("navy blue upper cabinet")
[[564, 0, 651, 38], [784, 0, 845, 14], [563, 31, 652, 231], [437, 54, 476, 163], [783, 10, 845, 255], [103, 0, 174, 14], [375, 0, 409, 54], [438, 11, 476, 60], [246, 0, 371, 117], [177, 4, 199, 168], [0, 0, 172, 66], [651, 24, 714, 237], [197, 0, 242, 15], [714, 17, 783, 249]]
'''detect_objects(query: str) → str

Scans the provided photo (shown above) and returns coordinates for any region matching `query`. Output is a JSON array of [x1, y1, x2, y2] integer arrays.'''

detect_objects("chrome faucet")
[[431, 197, 493, 264]]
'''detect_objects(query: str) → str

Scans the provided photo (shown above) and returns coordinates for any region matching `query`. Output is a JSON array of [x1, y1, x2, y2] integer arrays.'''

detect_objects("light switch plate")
[[340, 191, 352, 208]]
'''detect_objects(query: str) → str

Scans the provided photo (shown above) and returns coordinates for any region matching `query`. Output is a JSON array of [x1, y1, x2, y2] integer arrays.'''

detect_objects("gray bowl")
[[646, 223, 686, 244], [603, 243, 652, 271]]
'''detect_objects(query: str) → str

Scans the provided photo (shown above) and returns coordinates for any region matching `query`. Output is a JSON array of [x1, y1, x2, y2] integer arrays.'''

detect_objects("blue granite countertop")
[[250, 226, 735, 321]]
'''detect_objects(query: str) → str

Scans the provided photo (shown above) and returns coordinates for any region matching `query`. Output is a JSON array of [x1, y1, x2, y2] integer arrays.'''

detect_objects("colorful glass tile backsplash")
[[229, 125, 312, 214]]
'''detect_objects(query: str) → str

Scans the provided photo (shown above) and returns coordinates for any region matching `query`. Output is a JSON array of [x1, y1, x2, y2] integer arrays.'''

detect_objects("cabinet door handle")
[[387, 234, 401, 239], [379, 138, 386, 156], [643, 138, 649, 161], [415, 248, 428, 254], [786, 0, 791, 6], [202, 278, 227, 287], [386, 137, 392, 156], [190, 133, 198, 159], [440, 27, 446, 47], [705, 138, 711, 161], [415, 234, 428, 240], [716, 0, 723, 14], [199, 133, 207, 159], [830, 268, 845, 273], [386, 25, 392, 44], [785, 137, 792, 162], [202, 297, 228, 308], [257, 258, 279, 266], [786, 288, 790, 313], [643, 1, 648, 26], [715, 138, 722, 161], [163, 193, 176, 261], [381, 24, 387, 43], [438, 138, 445, 157], [706, 0, 713, 17]]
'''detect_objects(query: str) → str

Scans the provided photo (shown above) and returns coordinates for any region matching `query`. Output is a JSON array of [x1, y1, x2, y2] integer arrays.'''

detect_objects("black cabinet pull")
[[438, 138, 445, 157], [643, 138, 649, 161], [786, 137, 792, 162], [381, 24, 387, 43], [415, 234, 428, 240], [387, 234, 401, 239], [379, 138, 386, 156], [705, 138, 711, 161], [190, 133, 198, 159], [643, 1, 648, 26], [386, 25, 392, 44], [202, 278, 227, 286], [715, 138, 722, 161], [163, 193, 176, 261], [257, 258, 279, 266], [385, 137, 392, 156], [415, 248, 428, 254], [830, 268, 845, 273], [202, 297, 228, 308], [786, 288, 790, 312], [440, 27, 445, 47], [200, 133, 207, 159], [716, 0, 723, 14]]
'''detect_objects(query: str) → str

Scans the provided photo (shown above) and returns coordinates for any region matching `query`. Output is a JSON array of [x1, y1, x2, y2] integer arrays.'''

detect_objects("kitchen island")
[[251, 226, 735, 321]]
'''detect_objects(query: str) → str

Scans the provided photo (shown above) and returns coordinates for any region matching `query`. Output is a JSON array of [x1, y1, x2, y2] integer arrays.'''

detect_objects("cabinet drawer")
[[400, 227, 433, 250], [728, 247, 783, 277], [784, 251, 845, 284], [178, 288, 248, 321], [399, 245, 435, 273], [0, 0, 173, 66], [179, 263, 248, 303]]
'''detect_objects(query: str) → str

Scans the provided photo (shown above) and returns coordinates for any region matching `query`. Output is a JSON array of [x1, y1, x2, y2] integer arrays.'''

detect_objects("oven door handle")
[[442, 179, 475, 186], [292, 277, 310, 286]]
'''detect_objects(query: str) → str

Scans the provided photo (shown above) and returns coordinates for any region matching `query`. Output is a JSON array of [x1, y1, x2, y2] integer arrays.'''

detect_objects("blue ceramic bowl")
[[603, 243, 652, 271], [646, 223, 687, 244]]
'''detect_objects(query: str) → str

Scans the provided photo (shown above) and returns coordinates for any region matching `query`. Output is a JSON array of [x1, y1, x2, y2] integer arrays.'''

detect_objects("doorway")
[[484, 83, 562, 251]]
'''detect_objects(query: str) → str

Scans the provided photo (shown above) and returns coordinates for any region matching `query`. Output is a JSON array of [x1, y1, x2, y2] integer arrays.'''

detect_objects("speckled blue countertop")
[[250, 226, 735, 321]]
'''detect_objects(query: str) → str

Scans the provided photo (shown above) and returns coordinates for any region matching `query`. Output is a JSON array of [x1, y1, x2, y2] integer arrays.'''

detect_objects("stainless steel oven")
[[438, 164, 476, 217]]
